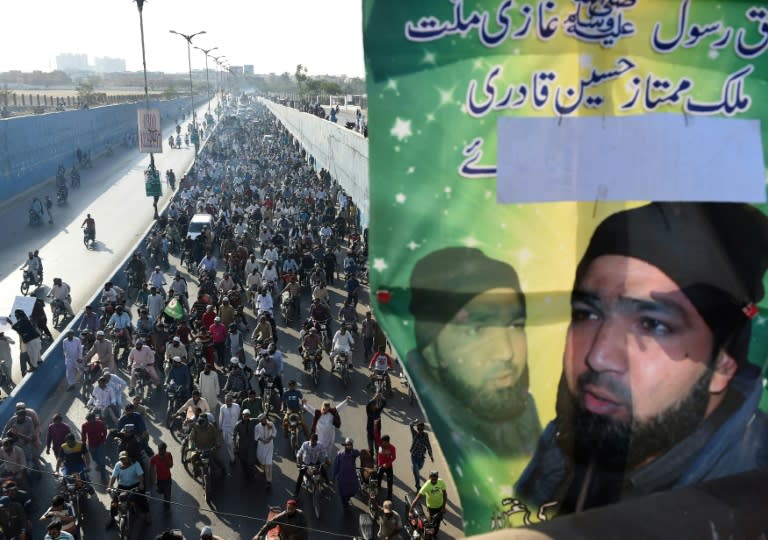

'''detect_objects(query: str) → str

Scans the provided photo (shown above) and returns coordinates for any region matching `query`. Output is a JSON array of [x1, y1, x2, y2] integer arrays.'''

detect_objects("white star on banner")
[[463, 236, 480, 248], [407, 241, 420, 250], [385, 79, 399, 92], [438, 87, 455, 106], [390, 118, 412, 141], [373, 258, 388, 272], [422, 50, 436, 64], [425, 112, 436, 123], [406, 166, 415, 174], [395, 193, 407, 203]]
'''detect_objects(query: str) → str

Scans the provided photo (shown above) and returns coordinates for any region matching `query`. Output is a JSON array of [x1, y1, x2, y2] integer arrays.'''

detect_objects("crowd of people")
[[2, 97, 448, 539]]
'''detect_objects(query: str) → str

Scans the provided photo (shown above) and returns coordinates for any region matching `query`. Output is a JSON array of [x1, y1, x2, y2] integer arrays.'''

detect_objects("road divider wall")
[[261, 99, 369, 227], [0, 97, 192, 201]]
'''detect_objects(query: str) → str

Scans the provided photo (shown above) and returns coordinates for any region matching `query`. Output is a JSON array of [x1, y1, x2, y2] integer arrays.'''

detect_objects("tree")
[[163, 84, 178, 99], [295, 64, 309, 97], [76, 80, 96, 105]]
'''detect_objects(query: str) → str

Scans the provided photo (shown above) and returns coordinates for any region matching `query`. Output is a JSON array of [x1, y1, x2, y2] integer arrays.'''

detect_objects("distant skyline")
[[0, 0, 364, 78]]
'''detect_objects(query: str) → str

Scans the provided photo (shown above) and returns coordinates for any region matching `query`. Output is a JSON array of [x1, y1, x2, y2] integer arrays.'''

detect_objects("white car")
[[186, 213, 214, 241]]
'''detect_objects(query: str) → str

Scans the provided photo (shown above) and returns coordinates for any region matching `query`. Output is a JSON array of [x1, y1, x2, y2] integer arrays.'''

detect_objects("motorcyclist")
[[127, 339, 161, 395], [280, 276, 301, 318], [281, 380, 309, 438], [100, 281, 125, 306], [300, 328, 322, 370], [293, 433, 330, 497], [330, 325, 355, 371], [164, 356, 192, 400], [255, 345, 283, 399], [107, 304, 133, 343], [311, 281, 330, 307], [81, 214, 96, 243], [127, 252, 147, 285], [175, 389, 210, 424], [223, 359, 250, 395], [368, 346, 395, 392], [338, 300, 358, 334], [87, 377, 119, 426], [21, 252, 42, 284], [188, 415, 229, 477], [56, 433, 91, 481], [48, 278, 74, 317]]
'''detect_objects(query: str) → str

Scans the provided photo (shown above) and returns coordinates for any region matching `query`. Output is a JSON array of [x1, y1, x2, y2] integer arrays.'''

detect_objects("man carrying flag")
[[163, 296, 186, 322]]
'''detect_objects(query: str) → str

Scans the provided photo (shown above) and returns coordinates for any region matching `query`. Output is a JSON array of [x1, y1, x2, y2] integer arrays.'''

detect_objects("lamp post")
[[212, 56, 224, 100], [194, 46, 218, 113], [134, 0, 161, 218], [169, 29, 205, 132]]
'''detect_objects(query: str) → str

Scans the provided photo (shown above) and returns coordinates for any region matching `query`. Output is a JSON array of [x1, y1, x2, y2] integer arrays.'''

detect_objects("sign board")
[[144, 168, 162, 197], [137, 108, 163, 153]]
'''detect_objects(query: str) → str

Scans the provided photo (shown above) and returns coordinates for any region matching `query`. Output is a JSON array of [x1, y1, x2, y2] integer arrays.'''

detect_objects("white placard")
[[7, 296, 37, 324], [137, 108, 163, 153], [496, 114, 765, 203]]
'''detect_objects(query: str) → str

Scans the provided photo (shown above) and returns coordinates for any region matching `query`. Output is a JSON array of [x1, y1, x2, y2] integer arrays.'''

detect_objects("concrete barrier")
[[261, 99, 370, 227], [0, 97, 192, 201]]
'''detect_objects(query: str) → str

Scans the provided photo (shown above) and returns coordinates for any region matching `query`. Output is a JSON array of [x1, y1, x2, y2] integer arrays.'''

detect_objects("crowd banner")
[[363, 0, 768, 534]]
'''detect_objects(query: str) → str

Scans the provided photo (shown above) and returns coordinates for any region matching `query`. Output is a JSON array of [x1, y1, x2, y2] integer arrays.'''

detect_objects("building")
[[243, 65, 254, 75], [56, 53, 88, 72], [229, 66, 244, 75], [93, 57, 126, 73]]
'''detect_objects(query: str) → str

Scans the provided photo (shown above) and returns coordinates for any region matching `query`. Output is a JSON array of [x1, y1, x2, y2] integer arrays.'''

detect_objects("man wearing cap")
[[61, 329, 83, 390], [84, 330, 116, 373], [377, 500, 403, 540], [219, 394, 241, 466], [254, 498, 308, 540], [128, 339, 161, 395], [165, 336, 188, 364], [219, 295, 235, 328], [107, 451, 146, 529], [223, 359, 249, 395], [254, 412, 276, 488], [409, 471, 447, 536], [209, 316, 228, 367], [147, 286, 165, 323], [200, 525, 224, 540], [165, 356, 192, 401], [234, 409, 257, 480], [333, 437, 360, 507], [516, 203, 768, 514], [0, 494, 28, 539], [149, 266, 167, 296], [406, 247, 540, 516], [303, 397, 351, 458], [3, 405, 40, 466]]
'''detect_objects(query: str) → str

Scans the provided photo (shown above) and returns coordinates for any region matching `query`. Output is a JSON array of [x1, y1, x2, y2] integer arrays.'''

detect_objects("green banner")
[[364, 0, 768, 534]]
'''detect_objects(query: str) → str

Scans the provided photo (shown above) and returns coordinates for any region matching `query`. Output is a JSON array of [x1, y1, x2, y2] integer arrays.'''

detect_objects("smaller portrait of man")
[[516, 202, 768, 515]]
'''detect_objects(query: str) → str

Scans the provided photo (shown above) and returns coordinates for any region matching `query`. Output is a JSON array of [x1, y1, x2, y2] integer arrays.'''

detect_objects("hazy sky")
[[0, 0, 364, 77]]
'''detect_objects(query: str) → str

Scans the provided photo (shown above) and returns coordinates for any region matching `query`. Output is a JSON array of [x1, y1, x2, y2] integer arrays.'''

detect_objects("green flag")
[[163, 298, 184, 320]]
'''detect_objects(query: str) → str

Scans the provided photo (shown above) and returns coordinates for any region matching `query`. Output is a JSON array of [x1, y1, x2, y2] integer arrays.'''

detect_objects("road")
[[0, 102, 463, 539]]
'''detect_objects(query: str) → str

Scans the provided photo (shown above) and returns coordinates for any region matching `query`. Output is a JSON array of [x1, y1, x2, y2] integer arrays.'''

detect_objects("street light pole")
[[169, 29, 206, 131], [194, 46, 218, 113], [134, 0, 161, 218]]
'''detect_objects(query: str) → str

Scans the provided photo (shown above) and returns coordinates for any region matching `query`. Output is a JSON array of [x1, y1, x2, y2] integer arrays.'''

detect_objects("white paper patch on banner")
[[8, 296, 37, 323], [138, 108, 163, 153], [496, 114, 765, 203]]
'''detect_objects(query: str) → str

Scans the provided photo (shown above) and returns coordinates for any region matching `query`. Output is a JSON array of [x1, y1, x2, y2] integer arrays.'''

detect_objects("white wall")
[[262, 99, 369, 228]]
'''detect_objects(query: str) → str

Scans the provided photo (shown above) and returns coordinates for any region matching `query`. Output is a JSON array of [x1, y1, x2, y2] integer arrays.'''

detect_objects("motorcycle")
[[333, 350, 351, 387], [357, 467, 381, 540], [280, 291, 297, 325], [404, 494, 443, 539], [302, 348, 322, 388], [400, 371, 416, 406], [82, 360, 102, 399], [51, 296, 71, 328], [286, 412, 303, 458], [59, 469, 92, 527], [70, 167, 81, 188], [298, 463, 325, 520], [125, 269, 142, 294], [83, 227, 95, 249], [132, 367, 152, 401], [372, 369, 392, 397], [107, 327, 132, 368], [310, 317, 332, 352], [259, 373, 277, 415], [0, 360, 15, 393], [20, 269, 42, 295], [57, 184, 68, 205], [198, 449, 215, 502], [165, 381, 185, 428], [110, 487, 138, 540]]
